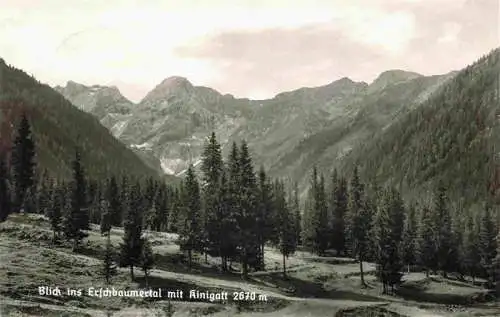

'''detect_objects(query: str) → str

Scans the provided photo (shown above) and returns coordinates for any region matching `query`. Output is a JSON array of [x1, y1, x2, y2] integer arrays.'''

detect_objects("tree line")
[[1, 114, 499, 295]]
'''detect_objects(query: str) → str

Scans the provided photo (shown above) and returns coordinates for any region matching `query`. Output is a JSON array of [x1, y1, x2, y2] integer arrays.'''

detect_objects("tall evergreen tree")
[[218, 168, 238, 271], [462, 214, 480, 282], [433, 182, 457, 277], [330, 172, 348, 256], [47, 185, 63, 243], [63, 149, 89, 251], [274, 179, 297, 277], [10, 113, 36, 213], [119, 181, 144, 280], [290, 181, 302, 246], [494, 233, 500, 296], [100, 193, 112, 236], [107, 176, 122, 227], [314, 173, 329, 255], [179, 165, 202, 269], [401, 204, 417, 273], [347, 166, 370, 286], [0, 157, 11, 222], [303, 167, 319, 252], [417, 206, 437, 277], [256, 166, 276, 270], [103, 233, 117, 285], [237, 141, 259, 278], [201, 132, 224, 265], [141, 238, 154, 287], [478, 206, 497, 288]]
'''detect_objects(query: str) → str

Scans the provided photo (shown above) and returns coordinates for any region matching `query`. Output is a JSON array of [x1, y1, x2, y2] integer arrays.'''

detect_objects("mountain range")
[[55, 62, 464, 195], [3, 47, 497, 207]]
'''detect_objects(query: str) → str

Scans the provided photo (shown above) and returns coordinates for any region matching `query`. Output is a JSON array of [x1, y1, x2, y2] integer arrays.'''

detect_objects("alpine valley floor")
[[0, 213, 498, 317]]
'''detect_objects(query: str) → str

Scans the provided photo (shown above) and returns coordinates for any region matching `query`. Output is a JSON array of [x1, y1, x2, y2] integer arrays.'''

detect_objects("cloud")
[[0, 0, 497, 101], [175, 0, 499, 99]]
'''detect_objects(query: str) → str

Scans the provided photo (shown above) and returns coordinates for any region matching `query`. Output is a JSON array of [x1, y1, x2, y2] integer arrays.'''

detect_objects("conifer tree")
[[141, 238, 154, 287], [274, 179, 297, 278], [314, 173, 329, 255], [462, 214, 480, 282], [103, 233, 117, 285], [237, 141, 259, 278], [347, 166, 370, 286], [179, 165, 202, 269], [10, 113, 36, 213], [107, 176, 122, 227], [63, 149, 89, 251], [290, 181, 302, 246], [218, 168, 238, 271], [201, 133, 224, 263], [0, 157, 11, 222], [302, 167, 319, 251], [478, 207, 497, 288], [48, 186, 63, 243], [402, 204, 417, 273], [373, 189, 393, 294], [494, 233, 500, 296], [100, 193, 112, 236], [330, 172, 348, 256], [256, 166, 276, 270], [119, 181, 144, 280], [417, 206, 437, 277], [433, 182, 457, 277]]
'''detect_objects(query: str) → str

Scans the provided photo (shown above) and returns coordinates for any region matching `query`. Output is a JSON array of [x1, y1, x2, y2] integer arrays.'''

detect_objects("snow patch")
[[160, 157, 185, 175], [131, 142, 152, 150]]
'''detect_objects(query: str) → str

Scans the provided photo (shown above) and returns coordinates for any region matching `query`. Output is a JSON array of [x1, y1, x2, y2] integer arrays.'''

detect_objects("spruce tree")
[[10, 113, 36, 213], [417, 206, 437, 277], [291, 181, 302, 246], [103, 233, 117, 285], [433, 182, 456, 277], [0, 157, 11, 222], [201, 132, 224, 264], [218, 168, 238, 271], [237, 141, 259, 278], [141, 238, 154, 287], [179, 165, 202, 269], [107, 176, 122, 227], [48, 186, 63, 243], [314, 173, 329, 255], [478, 207, 497, 288], [100, 194, 112, 236], [402, 204, 417, 273], [347, 166, 370, 286], [462, 214, 480, 283], [63, 149, 89, 251], [119, 181, 143, 280], [302, 167, 319, 252], [331, 173, 348, 256], [256, 166, 276, 270], [275, 179, 297, 278], [494, 233, 500, 296], [373, 189, 392, 294]]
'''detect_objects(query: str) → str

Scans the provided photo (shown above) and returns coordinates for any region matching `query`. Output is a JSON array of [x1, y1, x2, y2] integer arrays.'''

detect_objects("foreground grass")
[[1, 213, 498, 317]]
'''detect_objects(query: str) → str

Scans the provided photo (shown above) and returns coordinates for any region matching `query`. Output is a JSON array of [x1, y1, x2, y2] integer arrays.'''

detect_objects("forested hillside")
[[0, 58, 159, 180], [342, 48, 500, 208]]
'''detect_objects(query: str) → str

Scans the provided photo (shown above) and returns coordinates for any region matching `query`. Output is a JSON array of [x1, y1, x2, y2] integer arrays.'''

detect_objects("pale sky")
[[0, 0, 498, 102]]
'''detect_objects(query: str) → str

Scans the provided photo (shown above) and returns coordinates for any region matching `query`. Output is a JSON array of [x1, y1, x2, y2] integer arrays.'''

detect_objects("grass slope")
[[1, 213, 498, 317]]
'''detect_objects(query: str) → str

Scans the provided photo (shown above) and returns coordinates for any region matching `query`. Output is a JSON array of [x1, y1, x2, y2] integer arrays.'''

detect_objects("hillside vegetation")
[[0, 58, 159, 180]]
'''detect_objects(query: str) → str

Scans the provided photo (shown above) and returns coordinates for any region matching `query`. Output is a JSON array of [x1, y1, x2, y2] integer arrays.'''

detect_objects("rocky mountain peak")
[[141, 76, 195, 103], [370, 70, 423, 91]]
